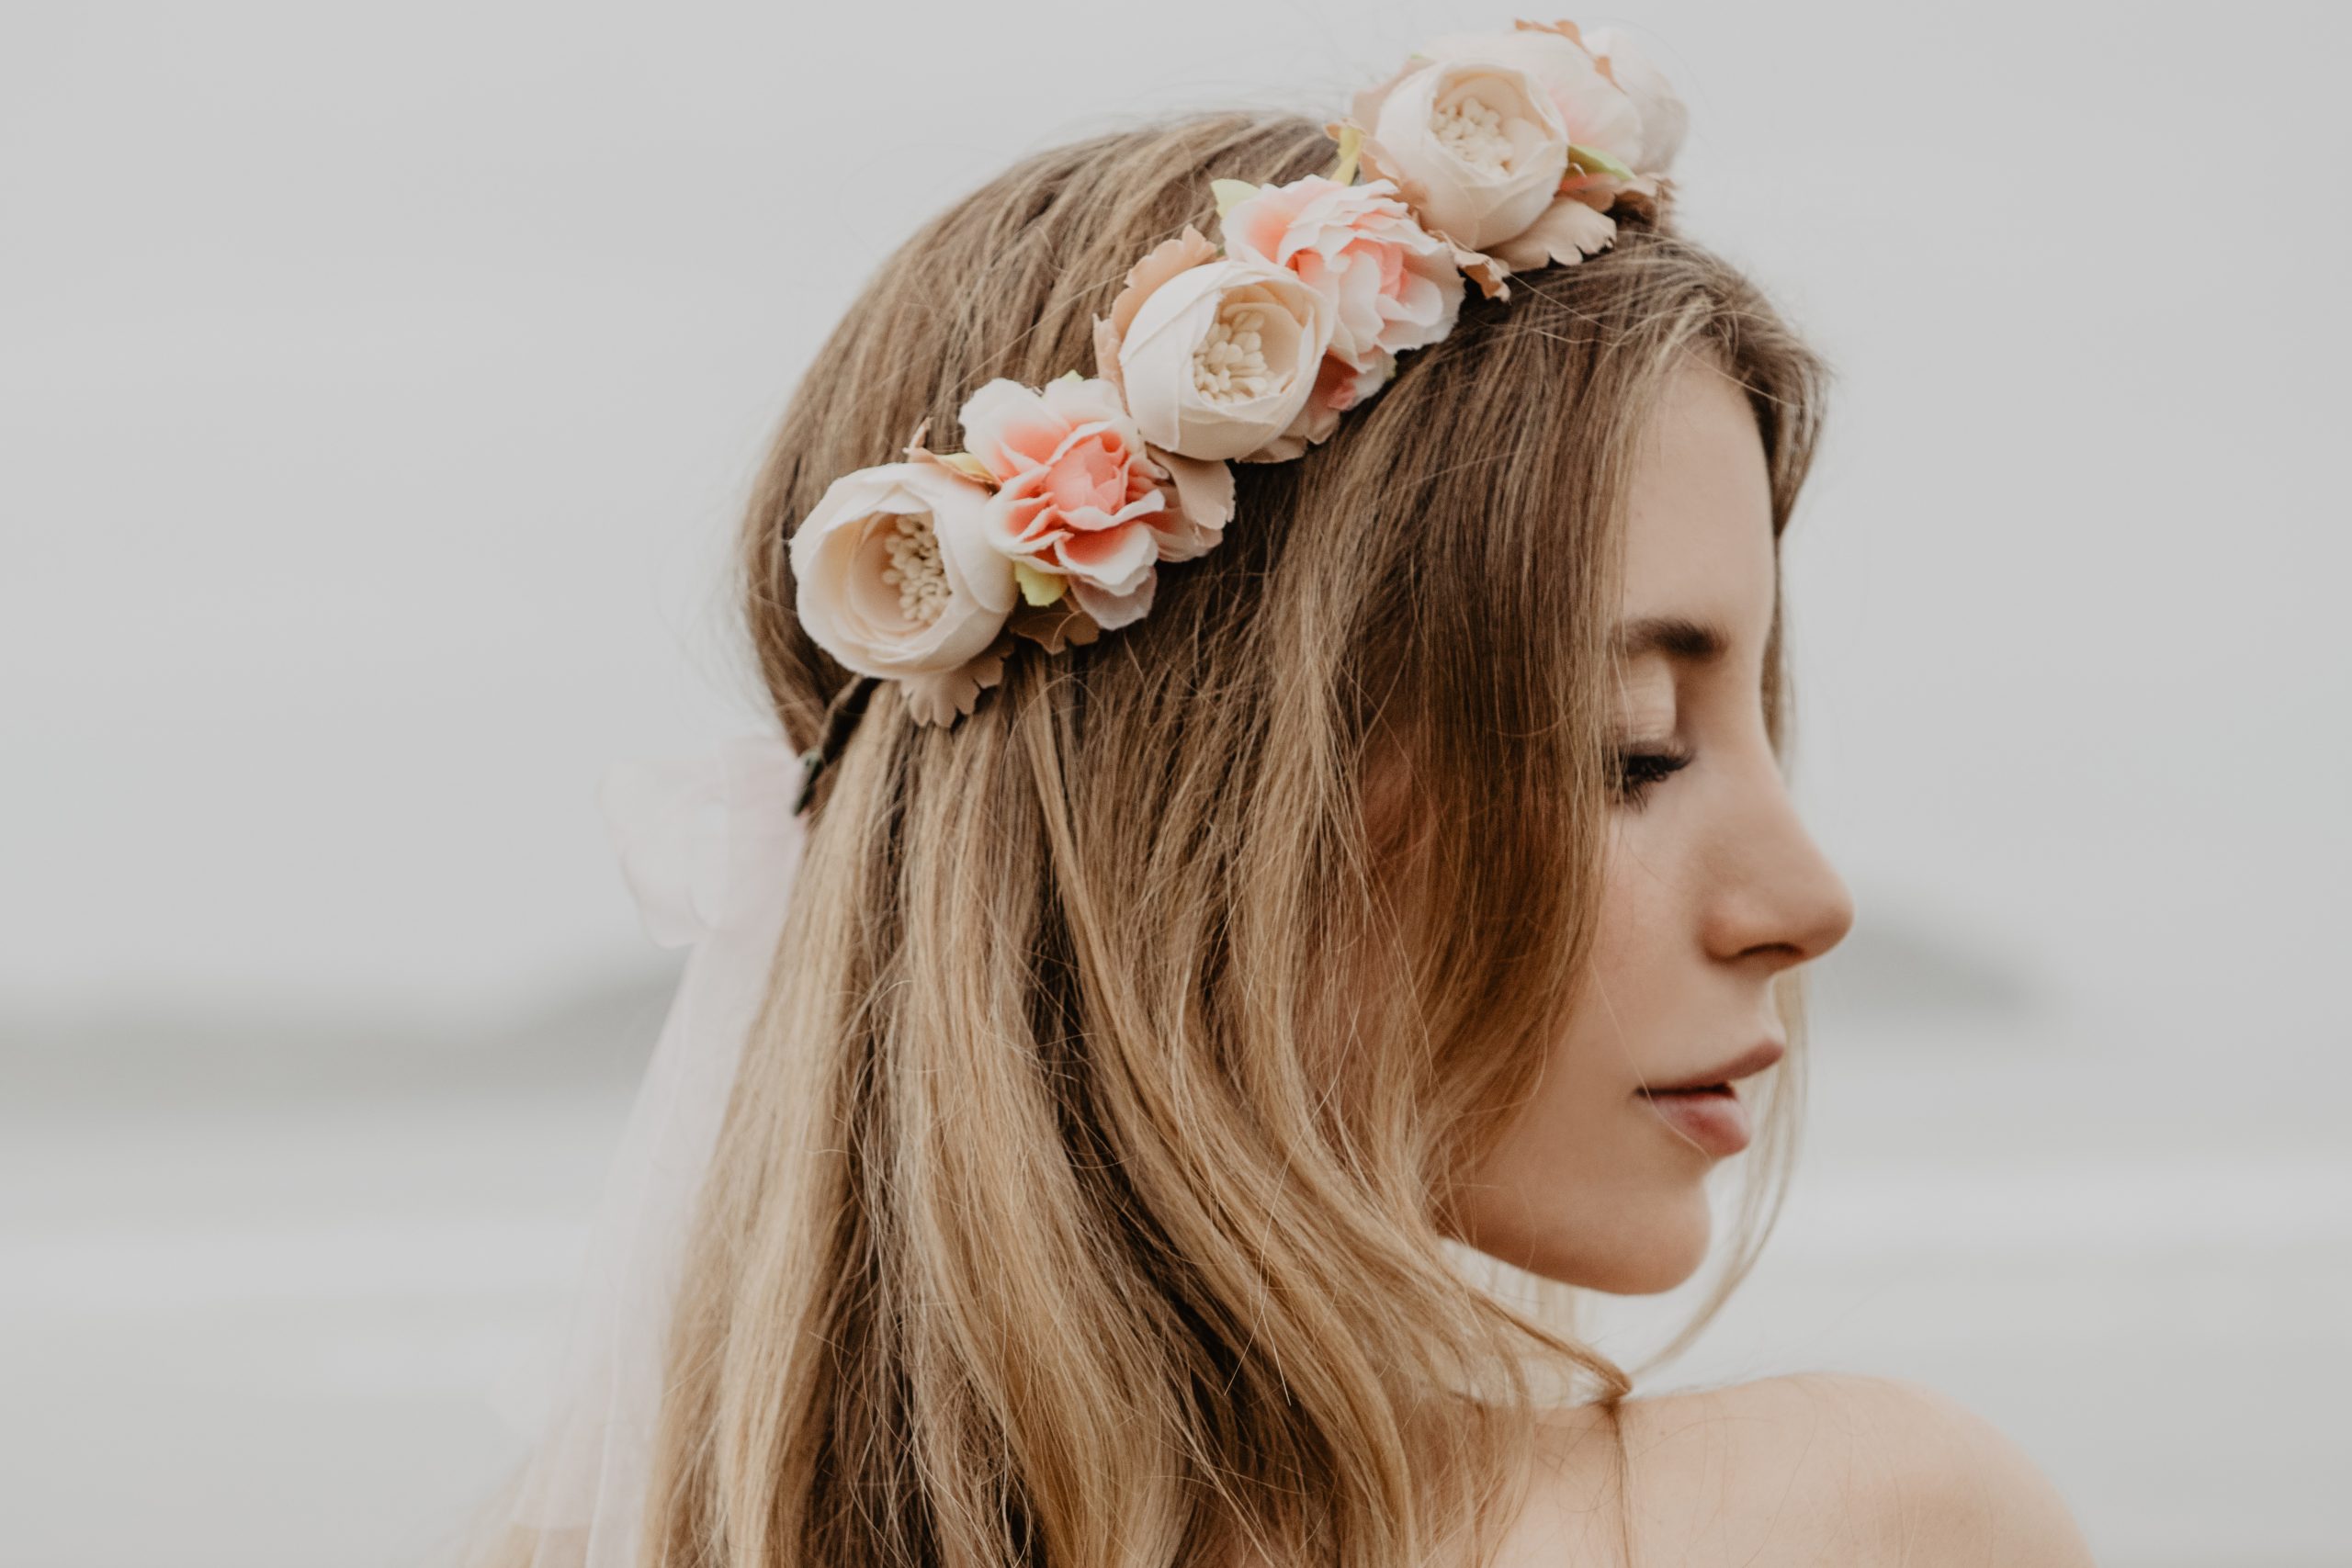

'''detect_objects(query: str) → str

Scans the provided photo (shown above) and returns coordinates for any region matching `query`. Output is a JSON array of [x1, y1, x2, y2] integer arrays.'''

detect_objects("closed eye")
[[1611, 744, 1693, 809]]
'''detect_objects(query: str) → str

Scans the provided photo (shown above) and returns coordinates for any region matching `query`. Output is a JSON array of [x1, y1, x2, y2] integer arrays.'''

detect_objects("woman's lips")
[[1637, 1084, 1754, 1156], [1644, 1040, 1786, 1094]]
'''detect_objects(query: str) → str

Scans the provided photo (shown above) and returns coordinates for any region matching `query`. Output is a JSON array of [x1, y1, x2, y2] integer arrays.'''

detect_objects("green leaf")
[[935, 450, 995, 486], [1013, 560, 1068, 606], [1210, 177, 1261, 220], [1328, 122, 1364, 187], [1566, 142, 1634, 181]]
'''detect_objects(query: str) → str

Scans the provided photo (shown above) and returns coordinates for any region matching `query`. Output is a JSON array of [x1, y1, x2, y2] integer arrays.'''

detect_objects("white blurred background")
[[4, 2, 2347, 1563]]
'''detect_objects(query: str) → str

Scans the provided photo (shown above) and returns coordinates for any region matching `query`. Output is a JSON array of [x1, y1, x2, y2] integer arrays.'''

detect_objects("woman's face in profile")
[[1456, 357, 1856, 1294]]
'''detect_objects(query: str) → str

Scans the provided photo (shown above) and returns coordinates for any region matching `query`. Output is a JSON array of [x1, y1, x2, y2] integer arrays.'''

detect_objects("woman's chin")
[[1457, 1189, 1713, 1295], [1566, 1231, 1710, 1295]]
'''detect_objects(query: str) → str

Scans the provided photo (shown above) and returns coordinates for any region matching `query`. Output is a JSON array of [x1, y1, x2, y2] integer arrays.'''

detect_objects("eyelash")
[[1611, 743, 1694, 809]]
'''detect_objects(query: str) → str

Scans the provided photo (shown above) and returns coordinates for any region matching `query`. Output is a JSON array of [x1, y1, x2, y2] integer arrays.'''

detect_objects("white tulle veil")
[[470, 733, 809, 1568]]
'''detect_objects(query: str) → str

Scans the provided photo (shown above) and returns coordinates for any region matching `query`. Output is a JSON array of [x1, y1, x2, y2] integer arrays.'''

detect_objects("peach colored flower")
[[1356, 57, 1570, 253], [789, 459, 1018, 723], [957, 374, 1235, 628], [1093, 225, 1337, 464], [1219, 174, 1464, 420]]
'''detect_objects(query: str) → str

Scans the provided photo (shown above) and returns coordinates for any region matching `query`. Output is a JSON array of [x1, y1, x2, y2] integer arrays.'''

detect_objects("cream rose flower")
[[1099, 233, 1336, 464], [1417, 25, 1643, 174], [1361, 58, 1570, 253], [1369, 23, 1680, 276], [1219, 174, 1464, 419], [788, 460, 1018, 721], [956, 374, 1234, 629], [1579, 25, 1687, 174]]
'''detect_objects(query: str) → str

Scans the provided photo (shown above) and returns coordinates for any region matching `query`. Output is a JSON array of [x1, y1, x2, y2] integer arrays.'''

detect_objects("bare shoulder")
[[1495, 1372, 2098, 1568]]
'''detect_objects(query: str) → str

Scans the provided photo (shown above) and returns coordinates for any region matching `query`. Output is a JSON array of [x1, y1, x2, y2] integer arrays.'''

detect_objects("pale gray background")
[[4, 2, 2347, 1564]]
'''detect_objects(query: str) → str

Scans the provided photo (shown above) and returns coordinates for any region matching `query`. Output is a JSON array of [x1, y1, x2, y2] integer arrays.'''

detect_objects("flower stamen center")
[[1192, 302, 1278, 403], [879, 512, 951, 626], [1434, 94, 1514, 176]]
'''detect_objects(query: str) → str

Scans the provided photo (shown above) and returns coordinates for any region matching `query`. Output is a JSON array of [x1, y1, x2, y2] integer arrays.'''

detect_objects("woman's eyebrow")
[[1614, 615, 1729, 666]]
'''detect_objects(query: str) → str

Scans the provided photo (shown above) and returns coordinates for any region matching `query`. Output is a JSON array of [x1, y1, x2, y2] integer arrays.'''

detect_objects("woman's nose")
[[1704, 759, 1857, 968]]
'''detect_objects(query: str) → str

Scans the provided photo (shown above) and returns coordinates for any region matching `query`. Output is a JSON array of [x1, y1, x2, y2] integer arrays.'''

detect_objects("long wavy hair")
[[486, 107, 1830, 1568]]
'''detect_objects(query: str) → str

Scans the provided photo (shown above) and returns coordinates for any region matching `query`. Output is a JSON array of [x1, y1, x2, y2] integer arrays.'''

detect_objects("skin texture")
[[1497, 1372, 2102, 1566], [1455, 357, 1857, 1293]]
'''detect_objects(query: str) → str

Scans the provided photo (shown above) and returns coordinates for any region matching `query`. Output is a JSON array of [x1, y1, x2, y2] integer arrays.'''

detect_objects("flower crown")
[[788, 18, 1684, 755]]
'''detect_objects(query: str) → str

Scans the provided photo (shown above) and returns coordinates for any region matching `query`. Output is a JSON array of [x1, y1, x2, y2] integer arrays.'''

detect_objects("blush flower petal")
[[1571, 25, 1688, 174], [1092, 225, 1222, 403], [1487, 192, 1621, 272], [1220, 174, 1464, 442], [953, 375, 1233, 615], [1363, 58, 1570, 253], [1422, 23, 1644, 173], [1141, 446, 1236, 562], [788, 461, 1018, 690], [1113, 259, 1335, 462]]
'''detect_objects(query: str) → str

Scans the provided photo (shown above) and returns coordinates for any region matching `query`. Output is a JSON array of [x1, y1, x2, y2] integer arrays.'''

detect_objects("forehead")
[[1619, 358, 1776, 641]]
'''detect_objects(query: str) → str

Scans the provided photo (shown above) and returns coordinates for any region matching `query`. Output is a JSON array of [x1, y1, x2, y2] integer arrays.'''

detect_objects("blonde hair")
[[484, 107, 1831, 1568]]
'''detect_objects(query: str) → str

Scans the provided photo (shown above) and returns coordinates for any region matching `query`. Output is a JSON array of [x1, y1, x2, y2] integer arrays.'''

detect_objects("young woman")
[[471, 25, 2096, 1567]]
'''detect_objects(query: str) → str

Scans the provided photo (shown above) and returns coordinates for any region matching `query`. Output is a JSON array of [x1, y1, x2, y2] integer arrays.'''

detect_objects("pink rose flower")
[[1219, 175, 1464, 422], [957, 374, 1235, 629]]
